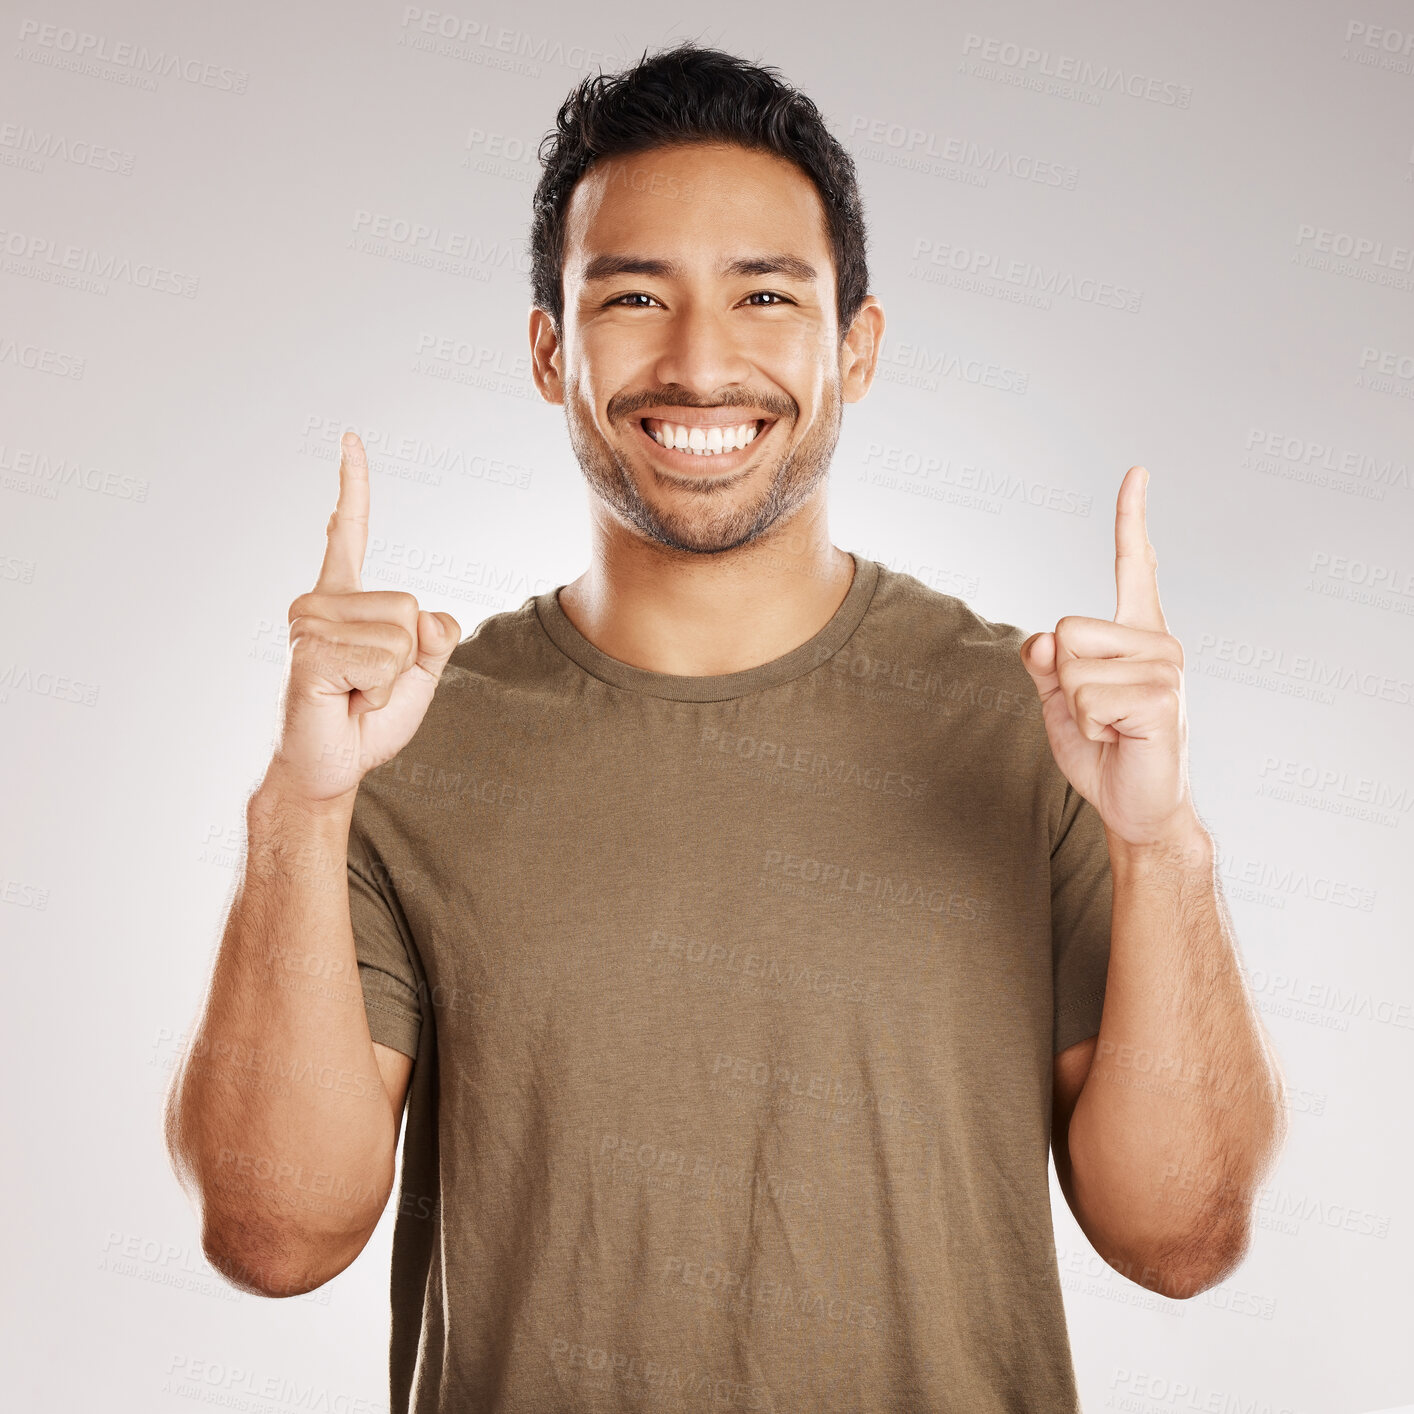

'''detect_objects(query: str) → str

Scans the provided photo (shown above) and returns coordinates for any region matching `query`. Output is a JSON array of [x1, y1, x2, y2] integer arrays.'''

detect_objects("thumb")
[[1019, 630, 1056, 680], [415, 610, 461, 679]]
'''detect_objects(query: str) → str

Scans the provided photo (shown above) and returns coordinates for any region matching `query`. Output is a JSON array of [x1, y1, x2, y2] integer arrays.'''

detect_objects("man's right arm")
[[162, 432, 458, 1297], [162, 778, 410, 1298]]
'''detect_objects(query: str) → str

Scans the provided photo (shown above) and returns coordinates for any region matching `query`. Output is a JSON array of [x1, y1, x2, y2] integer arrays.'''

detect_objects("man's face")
[[532, 142, 879, 556]]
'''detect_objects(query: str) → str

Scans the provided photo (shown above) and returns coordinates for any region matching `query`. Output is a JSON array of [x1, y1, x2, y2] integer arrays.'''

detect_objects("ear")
[[529, 306, 565, 406], [840, 296, 885, 404]]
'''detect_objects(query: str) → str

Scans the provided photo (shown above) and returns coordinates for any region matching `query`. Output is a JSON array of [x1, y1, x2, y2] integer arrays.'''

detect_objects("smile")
[[634, 416, 776, 471]]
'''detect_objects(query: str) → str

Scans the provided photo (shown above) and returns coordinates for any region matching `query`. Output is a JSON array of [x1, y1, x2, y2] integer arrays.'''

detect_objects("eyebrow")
[[579, 252, 820, 285]]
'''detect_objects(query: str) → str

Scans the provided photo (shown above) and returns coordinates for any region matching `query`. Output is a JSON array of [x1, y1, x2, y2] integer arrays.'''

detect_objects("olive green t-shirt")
[[347, 552, 1113, 1413]]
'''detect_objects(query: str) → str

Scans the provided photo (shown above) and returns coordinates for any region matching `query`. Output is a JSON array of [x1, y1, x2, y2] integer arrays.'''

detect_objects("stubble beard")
[[563, 380, 843, 556]]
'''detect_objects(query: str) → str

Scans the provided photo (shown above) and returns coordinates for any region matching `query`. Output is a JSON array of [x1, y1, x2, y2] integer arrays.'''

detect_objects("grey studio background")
[[2, 0, 1412, 1410]]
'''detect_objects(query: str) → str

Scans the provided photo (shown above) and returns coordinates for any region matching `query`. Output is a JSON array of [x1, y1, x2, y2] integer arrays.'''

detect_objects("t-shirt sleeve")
[[346, 813, 424, 1061], [1050, 779, 1114, 1055]]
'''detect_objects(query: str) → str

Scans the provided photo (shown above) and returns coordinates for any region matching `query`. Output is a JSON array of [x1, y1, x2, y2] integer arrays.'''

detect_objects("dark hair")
[[529, 42, 871, 344]]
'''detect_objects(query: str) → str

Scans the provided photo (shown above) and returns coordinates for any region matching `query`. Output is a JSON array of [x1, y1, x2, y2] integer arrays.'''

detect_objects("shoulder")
[[851, 560, 1041, 705], [376, 592, 568, 760], [431, 593, 565, 697], [855, 560, 1069, 824]]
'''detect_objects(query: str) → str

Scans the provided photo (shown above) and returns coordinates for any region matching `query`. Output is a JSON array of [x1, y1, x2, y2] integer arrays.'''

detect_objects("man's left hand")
[[1019, 464, 1202, 851]]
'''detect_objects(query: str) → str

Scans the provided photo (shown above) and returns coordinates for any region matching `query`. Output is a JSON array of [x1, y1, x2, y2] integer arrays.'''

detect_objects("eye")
[[601, 290, 794, 309], [603, 292, 661, 308]]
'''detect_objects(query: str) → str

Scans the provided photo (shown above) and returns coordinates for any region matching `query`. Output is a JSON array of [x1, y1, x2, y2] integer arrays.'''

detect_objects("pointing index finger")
[[1114, 464, 1166, 632], [316, 431, 370, 594]]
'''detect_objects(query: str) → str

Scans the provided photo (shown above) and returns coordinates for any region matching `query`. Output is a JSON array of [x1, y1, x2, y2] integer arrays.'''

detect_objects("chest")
[[390, 719, 1054, 1107]]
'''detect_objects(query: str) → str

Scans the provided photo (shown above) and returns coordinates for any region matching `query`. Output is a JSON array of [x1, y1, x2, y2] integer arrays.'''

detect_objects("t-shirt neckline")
[[533, 552, 880, 702]]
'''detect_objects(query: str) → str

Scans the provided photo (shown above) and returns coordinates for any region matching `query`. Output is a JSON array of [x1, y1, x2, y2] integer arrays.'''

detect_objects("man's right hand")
[[265, 431, 461, 806]]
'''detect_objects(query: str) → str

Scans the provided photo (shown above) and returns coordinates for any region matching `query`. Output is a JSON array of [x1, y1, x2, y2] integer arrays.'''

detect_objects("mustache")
[[609, 390, 796, 420]]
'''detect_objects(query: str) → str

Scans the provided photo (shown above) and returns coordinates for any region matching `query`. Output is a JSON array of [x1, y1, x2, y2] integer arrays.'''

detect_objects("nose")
[[651, 298, 754, 398]]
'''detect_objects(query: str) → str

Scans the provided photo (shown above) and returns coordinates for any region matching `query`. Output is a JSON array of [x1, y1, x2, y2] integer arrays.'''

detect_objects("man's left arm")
[[1056, 818, 1287, 1299], [1022, 463, 1288, 1299]]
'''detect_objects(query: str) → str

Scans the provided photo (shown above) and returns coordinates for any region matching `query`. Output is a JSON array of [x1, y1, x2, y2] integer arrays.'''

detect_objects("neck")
[[557, 497, 855, 677]]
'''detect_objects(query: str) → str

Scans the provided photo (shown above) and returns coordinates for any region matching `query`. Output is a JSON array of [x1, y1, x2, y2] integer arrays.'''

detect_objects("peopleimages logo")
[[959, 33, 1193, 107], [0, 121, 136, 176], [909, 236, 1143, 312], [1257, 753, 1412, 821], [1340, 19, 1414, 75], [0, 337, 84, 378], [1242, 428, 1410, 498], [396, 8, 628, 79], [847, 115, 1080, 190], [698, 725, 929, 799], [1192, 632, 1414, 707], [15, 19, 249, 93], [0, 226, 198, 297]]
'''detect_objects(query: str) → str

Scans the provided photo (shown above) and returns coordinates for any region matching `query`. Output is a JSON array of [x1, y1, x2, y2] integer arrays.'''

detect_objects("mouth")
[[633, 415, 778, 474]]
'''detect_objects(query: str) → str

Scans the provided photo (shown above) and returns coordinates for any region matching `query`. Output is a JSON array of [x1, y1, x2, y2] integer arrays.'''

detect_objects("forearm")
[[1066, 821, 1288, 1289], [164, 775, 396, 1290]]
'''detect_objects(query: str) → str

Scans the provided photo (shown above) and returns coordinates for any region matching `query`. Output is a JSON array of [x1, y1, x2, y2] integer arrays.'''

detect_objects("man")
[[165, 42, 1288, 1414]]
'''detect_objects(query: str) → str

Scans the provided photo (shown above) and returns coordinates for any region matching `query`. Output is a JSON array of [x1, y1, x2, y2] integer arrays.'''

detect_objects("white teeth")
[[645, 420, 762, 455]]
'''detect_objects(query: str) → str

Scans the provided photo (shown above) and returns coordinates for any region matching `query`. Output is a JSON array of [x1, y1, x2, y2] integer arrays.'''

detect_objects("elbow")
[[177, 1179, 389, 1299], [199, 1213, 357, 1299], [1136, 1214, 1255, 1300], [161, 1067, 394, 1299]]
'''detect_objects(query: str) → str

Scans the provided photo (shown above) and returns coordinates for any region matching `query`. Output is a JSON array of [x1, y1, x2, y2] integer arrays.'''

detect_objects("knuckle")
[[360, 638, 401, 676], [286, 614, 319, 647], [1144, 680, 1177, 712]]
